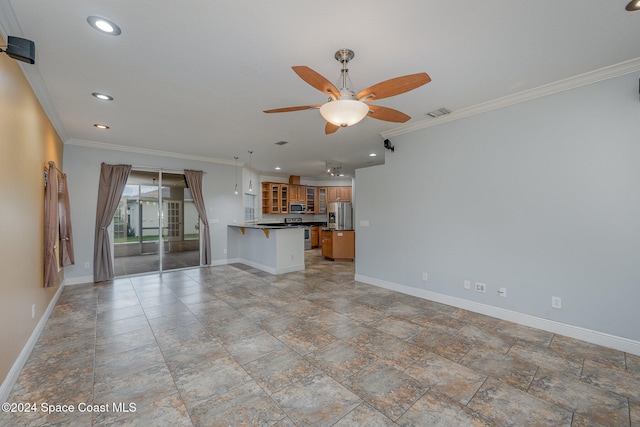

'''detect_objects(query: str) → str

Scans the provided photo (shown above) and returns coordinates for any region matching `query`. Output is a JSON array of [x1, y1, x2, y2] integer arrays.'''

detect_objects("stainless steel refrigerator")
[[327, 202, 353, 230]]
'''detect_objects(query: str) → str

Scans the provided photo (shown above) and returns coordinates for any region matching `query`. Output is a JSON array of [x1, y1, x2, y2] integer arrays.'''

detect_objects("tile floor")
[[2, 249, 639, 426]]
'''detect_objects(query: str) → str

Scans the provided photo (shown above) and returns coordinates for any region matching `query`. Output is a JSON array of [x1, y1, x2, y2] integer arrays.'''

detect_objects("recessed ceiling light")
[[369, 153, 377, 157], [94, 123, 110, 129], [87, 16, 122, 35], [92, 92, 113, 101], [626, 0, 640, 10], [275, 167, 281, 170]]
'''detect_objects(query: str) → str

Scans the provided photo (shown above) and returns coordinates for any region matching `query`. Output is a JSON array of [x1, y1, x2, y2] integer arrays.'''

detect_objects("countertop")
[[228, 224, 293, 229], [256, 222, 327, 227]]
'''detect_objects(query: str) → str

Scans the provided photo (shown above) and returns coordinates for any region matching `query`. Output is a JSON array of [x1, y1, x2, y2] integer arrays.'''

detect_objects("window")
[[244, 193, 256, 222]]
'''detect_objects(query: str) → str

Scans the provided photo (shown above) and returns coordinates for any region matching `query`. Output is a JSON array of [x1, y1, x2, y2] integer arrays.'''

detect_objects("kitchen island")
[[227, 224, 305, 274]]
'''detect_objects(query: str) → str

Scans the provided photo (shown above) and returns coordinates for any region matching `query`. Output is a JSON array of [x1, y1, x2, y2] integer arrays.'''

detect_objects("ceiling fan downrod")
[[334, 49, 356, 97]]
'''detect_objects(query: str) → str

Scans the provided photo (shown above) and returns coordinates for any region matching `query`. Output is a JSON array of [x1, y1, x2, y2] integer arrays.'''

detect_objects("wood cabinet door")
[[269, 184, 279, 214], [288, 185, 298, 202], [332, 230, 355, 259], [298, 186, 306, 203], [317, 187, 327, 214], [327, 187, 338, 202], [280, 185, 289, 213], [337, 186, 352, 202], [321, 231, 332, 257], [306, 187, 316, 213]]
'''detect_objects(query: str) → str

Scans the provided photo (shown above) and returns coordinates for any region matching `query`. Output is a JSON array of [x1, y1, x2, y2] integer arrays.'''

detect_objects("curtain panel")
[[93, 163, 131, 282], [58, 173, 75, 266], [184, 169, 211, 265], [44, 162, 60, 288]]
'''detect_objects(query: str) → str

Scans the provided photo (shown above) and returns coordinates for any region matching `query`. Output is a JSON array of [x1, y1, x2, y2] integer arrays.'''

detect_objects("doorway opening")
[[112, 169, 200, 276]]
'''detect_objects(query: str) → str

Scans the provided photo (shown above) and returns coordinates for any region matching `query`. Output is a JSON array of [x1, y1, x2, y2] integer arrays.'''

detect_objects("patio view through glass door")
[[112, 170, 200, 276]]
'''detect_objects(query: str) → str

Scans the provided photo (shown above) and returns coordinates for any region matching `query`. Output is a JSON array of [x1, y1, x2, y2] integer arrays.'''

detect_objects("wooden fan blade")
[[367, 105, 411, 123], [263, 105, 321, 113], [292, 66, 340, 100], [325, 122, 340, 134], [357, 72, 431, 102]]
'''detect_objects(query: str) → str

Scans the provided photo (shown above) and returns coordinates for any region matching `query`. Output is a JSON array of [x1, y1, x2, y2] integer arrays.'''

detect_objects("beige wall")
[[0, 38, 63, 384]]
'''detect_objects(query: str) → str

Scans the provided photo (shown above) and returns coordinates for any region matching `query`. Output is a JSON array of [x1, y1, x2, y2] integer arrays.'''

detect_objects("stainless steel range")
[[285, 217, 311, 250]]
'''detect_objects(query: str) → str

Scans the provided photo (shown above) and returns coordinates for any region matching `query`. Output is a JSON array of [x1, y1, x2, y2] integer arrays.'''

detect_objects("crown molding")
[[382, 57, 640, 139], [65, 139, 241, 166]]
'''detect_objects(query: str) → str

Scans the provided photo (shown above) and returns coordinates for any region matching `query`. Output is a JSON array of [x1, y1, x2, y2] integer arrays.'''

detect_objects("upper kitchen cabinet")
[[317, 187, 327, 214], [262, 181, 351, 214], [262, 182, 289, 214], [327, 186, 352, 203], [306, 187, 316, 214], [289, 184, 298, 202]]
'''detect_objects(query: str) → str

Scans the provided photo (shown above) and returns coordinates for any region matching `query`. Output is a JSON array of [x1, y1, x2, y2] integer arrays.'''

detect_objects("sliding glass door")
[[113, 170, 200, 276]]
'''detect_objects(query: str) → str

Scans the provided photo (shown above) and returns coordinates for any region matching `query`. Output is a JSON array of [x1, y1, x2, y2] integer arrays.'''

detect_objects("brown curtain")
[[184, 169, 211, 265], [58, 173, 75, 266], [93, 163, 131, 282], [44, 162, 60, 288]]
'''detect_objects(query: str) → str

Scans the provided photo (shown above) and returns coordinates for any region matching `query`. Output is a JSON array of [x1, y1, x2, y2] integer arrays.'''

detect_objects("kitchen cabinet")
[[261, 182, 289, 214], [317, 187, 327, 214], [297, 186, 307, 203], [311, 225, 320, 248], [337, 186, 352, 202], [280, 185, 289, 213], [327, 186, 351, 203], [306, 187, 316, 214], [321, 230, 355, 261], [288, 185, 307, 203], [262, 181, 352, 213], [261, 184, 270, 214], [288, 185, 299, 202]]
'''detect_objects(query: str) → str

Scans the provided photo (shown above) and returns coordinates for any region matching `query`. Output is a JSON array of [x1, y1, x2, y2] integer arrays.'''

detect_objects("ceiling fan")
[[264, 49, 431, 134]]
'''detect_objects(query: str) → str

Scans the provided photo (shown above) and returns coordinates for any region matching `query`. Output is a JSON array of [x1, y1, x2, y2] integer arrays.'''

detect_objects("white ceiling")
[[2, 1, 640, 178]]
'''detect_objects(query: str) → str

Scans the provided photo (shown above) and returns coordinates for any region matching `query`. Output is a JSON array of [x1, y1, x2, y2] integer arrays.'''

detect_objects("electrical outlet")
[[464, 280, 471, 290], [475, 282, 486, 293], [223, 248, 227, 254], [552, 296, 562, 309], [422, 272, 428, 281], [31, 304, 35, 319], [498, 287, 507, 298], [84, 262, 90, 269]]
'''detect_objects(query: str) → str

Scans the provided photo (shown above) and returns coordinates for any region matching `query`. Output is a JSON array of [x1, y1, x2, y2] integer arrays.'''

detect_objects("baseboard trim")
[[232, 258, 305, 275], [355, 274, 640, 356], [0, 283, 65, 403], [63, 275, 93, 286]]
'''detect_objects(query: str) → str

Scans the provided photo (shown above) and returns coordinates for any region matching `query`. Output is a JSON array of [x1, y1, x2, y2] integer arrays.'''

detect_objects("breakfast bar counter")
[[227, 224, 305, 274]]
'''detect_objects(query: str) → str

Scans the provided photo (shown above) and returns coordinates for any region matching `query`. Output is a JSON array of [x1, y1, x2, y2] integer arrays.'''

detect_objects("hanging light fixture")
[[326, 161, 343, 177], [248, 150, 253, 192], [233, 156, 239, 195], [319, 49, 369, 127]]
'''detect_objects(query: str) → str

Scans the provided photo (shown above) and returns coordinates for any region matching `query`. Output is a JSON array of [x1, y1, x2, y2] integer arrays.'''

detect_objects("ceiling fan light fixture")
[[320, 99, 369, 127], [626, 0, 640, 10]]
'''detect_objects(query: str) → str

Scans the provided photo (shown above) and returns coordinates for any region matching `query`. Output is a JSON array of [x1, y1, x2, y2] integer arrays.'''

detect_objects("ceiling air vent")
[[275, 140, 289, 146], [426, 107, 452, 118]]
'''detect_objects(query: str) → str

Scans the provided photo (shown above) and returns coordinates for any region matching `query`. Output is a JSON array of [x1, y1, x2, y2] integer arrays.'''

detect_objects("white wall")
[[355, 72, 640, 346], [63, 144, 243, 281]]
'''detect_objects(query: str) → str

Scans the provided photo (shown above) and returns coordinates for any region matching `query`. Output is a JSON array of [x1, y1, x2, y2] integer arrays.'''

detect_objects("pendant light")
[[248, 150, 253, 192], [233, 156, 239, 195]]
